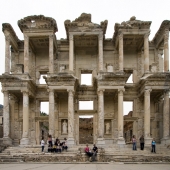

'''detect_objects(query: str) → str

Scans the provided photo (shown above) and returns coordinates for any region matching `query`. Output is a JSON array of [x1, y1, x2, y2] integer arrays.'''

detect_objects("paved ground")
[[0, 163, 170, 170]]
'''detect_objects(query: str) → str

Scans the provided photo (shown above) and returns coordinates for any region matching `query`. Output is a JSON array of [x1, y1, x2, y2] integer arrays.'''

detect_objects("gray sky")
[[0, 0, 170, 114]]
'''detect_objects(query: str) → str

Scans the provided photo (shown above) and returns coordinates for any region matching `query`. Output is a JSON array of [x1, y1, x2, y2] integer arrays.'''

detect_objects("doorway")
[[79, 116, 93, 144]]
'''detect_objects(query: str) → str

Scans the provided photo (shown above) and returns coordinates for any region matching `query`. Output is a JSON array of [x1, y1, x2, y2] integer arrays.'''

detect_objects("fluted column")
[[24, 34, 29, 73], [48, 89, 55, 140], [117, 88, 125, 144], [97, 89, 105, 139], [20, 91, 30, 145], [162, 90, 170, 143], [2, 90, 12, 145], [49, 35, 54, 73], [119, 32, 124, 72], [164, 29, 169, 72], [5, 35, 10, 74], [67, 89, 75, 145], [144, 89, 152, 144], [98, 33, 103, 71], [69, 34, 74, 72], [144, 33, 149, 73]]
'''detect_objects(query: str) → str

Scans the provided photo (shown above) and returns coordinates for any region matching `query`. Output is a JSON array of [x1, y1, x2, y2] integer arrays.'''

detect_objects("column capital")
[[67, 89, 74, 95], [24, 34, 29, 40], [5, 35, 10, 42], [69, 34, 74, 41], [49, 34, 54, 40], [144, 88, 152, 96], [164, 29, 169, 42], [144, 32, 150, 38], [1, 90, 8, 94], [47, 88, 54, 93], [118, 88, 125, 95], [97, 89, 105, 95], [164, 89, 170, 95], [118, 32, 123, 39], [98, 32, 103, 40]]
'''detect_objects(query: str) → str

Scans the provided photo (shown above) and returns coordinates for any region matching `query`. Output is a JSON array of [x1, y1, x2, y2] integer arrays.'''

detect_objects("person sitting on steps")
[[84, 144, 93, 161]]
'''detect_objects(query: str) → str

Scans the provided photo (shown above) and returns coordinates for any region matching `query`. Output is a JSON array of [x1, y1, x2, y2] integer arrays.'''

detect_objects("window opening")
[[40, 102, 49, 115], [81, 73, 92, 85], [126, 74, 133, 83], [123, 101, 133, 115], [39, 74, 47, 84], [79, 101, 93, 110]]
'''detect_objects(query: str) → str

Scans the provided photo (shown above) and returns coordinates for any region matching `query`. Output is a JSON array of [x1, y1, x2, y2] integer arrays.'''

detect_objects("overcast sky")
[[0, 0, 169, 115]]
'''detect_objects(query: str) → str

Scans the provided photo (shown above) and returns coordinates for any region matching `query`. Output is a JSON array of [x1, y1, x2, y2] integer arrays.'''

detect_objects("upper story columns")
[[164, 29, 169, 72], [144, 33, 150, 73], [49, 35, 54, 73], [98, 33, 103, 71], [69, 34, 74, 72], [118, 33, 124, 72], [5, 35, 11, 74], [24, 34, 29, 73]]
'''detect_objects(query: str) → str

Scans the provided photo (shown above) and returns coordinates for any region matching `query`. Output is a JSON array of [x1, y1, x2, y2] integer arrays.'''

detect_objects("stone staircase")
[[0, 144, 170, 163]]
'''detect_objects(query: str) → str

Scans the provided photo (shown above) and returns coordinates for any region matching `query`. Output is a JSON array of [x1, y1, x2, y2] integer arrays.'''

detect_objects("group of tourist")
[[40, 135, 68, 153], [84, 144, 98, 162], [131, 135, 156, 153]]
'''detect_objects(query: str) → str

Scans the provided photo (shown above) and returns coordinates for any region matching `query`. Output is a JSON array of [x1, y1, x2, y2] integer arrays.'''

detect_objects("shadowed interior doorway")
[[79, 116, 93, 144]]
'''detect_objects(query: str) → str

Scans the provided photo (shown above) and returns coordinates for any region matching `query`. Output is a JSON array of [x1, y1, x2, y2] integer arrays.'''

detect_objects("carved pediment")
[[64, 13, 108, 39], [18, 15, 58, 33]]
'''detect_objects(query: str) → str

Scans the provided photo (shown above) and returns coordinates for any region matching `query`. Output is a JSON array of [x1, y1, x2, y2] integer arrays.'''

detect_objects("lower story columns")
[[67, 89, 75, 145], [117, 88, 125, 145], [20, 91, 30, 145], [2, 90, 12, 145], [97, 89, 105, 145]]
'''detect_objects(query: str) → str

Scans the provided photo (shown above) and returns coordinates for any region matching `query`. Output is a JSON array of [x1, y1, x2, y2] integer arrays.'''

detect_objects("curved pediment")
[[18, 15, 58, 33]]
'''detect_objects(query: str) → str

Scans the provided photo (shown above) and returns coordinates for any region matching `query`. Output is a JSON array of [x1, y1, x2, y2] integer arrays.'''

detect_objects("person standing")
[[41, 137, 45, 152], [132, 135, 137, 150], [151, 138, 156, 153], [139, 135, 145, 150]]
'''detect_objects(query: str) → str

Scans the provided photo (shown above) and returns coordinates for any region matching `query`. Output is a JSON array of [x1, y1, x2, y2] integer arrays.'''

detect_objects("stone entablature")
[[0, 13, 170, 147]]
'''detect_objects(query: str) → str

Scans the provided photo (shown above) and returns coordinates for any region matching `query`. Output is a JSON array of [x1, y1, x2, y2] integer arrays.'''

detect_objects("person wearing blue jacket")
[[151, 138, 156, 153]]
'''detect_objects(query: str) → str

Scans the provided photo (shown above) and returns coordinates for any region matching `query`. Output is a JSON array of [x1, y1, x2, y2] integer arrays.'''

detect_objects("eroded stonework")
[[0, 13, 170, 146]]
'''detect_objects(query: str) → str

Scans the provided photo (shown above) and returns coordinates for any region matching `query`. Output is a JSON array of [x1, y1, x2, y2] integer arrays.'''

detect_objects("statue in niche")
[[62, 120, 67, 134], [105, 122, 110, 134]]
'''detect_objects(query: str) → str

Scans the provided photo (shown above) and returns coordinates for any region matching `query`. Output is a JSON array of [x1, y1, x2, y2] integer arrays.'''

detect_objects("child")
[[41, 137, 45, 152], [151, 138, 156, 153]]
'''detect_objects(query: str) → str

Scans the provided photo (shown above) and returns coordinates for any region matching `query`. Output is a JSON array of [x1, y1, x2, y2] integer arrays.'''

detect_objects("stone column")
[[97, 89, 105, 145], [117, 88, 125, 144], [161, 90, 170, 144], [67, 89, 75, 145], [69, 34, 74, 72], [5, 35, 10, 74], [164, 29, 169, 72], [144, 89, 152, 144], [20, 91, 30, 145], [144, 33, 149, 73], [49, 35, 54, 73], [24, 34, 29, 73], [98, 32, 103, 71], [2, 90, 12, 145], [119, 32, 124, 72], [48, 89, 55, 141]]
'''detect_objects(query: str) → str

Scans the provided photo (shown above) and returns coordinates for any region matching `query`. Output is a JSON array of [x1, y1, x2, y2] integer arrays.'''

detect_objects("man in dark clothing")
[[91, 144, 98, 161], [139, 135, 145, 150]]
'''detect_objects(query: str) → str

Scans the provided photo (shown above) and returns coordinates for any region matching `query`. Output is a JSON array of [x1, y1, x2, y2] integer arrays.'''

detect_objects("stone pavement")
[[0, 163, 170, 170]]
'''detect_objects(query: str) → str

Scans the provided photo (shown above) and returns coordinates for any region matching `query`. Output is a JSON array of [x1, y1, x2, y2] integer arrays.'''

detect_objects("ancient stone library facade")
[[0, 13, 170, 146]]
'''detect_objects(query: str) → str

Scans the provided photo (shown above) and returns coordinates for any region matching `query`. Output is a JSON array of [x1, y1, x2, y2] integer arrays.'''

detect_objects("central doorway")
[[79, 115, 93, 144]]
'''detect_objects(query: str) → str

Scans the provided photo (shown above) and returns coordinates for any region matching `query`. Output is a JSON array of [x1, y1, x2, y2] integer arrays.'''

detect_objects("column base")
[[3, 137, 12, 146], [96, 138, 105, 146], [117, 137, 125, 145], [161, 137, 170, 145], [144, 137, 152, 145], [20, 137, 30, 145], [67, 137, 75, 146], [13, 139, 20, 146]]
